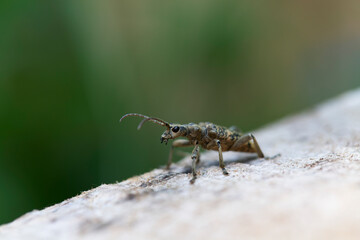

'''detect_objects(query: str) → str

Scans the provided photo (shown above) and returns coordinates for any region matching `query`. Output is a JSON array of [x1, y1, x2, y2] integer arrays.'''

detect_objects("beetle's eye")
[[172, 126, 180, 133]]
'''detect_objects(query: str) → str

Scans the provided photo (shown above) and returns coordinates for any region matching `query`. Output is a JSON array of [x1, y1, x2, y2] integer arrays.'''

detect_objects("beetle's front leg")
[[190, 144, 200, 184], [167, 139, 192, 169], [215, 140, 229, 175]]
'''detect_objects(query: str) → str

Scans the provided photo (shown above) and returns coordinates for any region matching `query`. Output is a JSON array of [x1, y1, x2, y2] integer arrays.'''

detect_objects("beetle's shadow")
[[140, 155, 261, 187], [168, 154, 260, 175]]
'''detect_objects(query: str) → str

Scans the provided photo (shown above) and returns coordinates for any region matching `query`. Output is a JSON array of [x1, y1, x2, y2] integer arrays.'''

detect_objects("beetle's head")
[[160, 124, 186, 144], [120, 113, 185, 145]]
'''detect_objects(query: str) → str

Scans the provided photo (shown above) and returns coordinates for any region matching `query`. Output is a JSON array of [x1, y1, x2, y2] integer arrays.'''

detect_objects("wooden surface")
[[1, 90, 360, 240]]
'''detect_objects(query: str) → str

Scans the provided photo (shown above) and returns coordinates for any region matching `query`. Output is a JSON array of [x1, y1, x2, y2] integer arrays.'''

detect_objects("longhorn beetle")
[[120, 113, 267, 184]]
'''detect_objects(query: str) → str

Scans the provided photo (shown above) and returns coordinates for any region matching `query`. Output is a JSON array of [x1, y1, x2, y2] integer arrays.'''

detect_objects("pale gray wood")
[[1, 89, 360, 240]]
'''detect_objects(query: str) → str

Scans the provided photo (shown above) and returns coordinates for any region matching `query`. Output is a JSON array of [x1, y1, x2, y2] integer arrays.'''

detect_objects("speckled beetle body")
[[120, 113, 265, 184]]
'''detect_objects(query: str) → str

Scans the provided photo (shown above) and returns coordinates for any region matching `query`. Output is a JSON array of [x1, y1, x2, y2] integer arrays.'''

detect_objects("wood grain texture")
[[1, 89, 360, 240]]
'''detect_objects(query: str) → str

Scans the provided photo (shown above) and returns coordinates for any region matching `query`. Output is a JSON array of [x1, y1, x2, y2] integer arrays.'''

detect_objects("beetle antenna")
[[119, 113, 170, 130], [137, 117, 170, 130]]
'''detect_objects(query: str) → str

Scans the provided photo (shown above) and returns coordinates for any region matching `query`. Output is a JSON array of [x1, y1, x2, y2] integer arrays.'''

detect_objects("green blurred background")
[[0, 0, 359, 224]]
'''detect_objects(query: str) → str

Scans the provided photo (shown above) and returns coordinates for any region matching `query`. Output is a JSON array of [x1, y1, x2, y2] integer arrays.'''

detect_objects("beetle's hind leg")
[[230, 134, 265, 158]]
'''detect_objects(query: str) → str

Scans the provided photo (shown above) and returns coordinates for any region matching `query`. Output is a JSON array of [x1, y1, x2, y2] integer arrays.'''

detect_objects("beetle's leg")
[[167, 139, 192, 169], [196, 150, 201, 165], [190, 144, 200, 184], [230, 134, 264, 158], [215, 140, 229, 175], [250, 134, 264, 158]]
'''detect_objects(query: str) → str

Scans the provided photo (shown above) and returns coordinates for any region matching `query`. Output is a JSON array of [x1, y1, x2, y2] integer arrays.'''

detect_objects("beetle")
[[120, 113, 268, 184]]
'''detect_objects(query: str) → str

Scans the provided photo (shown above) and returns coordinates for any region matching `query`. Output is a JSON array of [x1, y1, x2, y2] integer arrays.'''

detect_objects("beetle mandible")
[[120, 113, 267, 184]]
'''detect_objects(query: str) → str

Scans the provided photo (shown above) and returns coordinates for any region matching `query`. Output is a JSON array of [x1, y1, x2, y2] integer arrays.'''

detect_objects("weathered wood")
[[1, 90, 360, 240]]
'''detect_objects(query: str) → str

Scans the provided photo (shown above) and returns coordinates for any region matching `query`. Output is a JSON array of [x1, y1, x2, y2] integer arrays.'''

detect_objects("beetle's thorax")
[[181, 123, 202, 142]]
